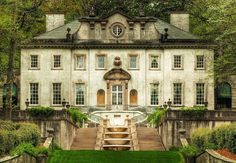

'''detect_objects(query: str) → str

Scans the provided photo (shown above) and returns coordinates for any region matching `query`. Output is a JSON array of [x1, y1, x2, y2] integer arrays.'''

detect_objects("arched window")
[[130, 89, 138, 106], [216, 82, 232, 109], [97, 89, 105, 106]]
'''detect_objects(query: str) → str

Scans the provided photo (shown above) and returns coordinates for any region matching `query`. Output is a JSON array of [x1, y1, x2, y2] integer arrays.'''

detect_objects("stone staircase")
[[70, 128, 98, 150], [136, 127, 165, 151]]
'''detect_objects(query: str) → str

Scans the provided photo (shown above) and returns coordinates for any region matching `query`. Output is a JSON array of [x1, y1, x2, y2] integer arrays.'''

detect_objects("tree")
[[0, 0, 44, 119]]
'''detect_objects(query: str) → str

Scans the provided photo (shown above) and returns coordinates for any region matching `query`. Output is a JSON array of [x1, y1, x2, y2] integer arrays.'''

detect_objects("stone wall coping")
[[205, 150, 236, 163], [0, 155, 20, 162]]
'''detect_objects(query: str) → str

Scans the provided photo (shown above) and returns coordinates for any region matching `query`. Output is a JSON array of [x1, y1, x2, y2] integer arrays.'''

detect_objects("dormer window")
[[111, 23, 124, 37]]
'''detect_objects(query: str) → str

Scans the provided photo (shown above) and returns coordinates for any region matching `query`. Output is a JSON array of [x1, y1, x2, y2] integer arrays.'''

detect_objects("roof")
[[155, 19, 199, 40], [34, 20, 80, 40]]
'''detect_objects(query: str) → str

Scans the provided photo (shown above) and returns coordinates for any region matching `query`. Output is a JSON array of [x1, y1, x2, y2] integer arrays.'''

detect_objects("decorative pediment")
[[104, 68, 131, 80]]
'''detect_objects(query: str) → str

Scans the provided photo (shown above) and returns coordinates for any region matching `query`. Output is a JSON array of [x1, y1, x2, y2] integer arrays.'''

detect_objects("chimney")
[[46, 11, 65, 32], [170, 11, 189, 32]]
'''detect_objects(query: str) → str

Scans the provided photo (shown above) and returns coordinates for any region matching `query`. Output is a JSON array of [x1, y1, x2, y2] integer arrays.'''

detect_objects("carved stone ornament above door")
[[104, 68, 131, 81]]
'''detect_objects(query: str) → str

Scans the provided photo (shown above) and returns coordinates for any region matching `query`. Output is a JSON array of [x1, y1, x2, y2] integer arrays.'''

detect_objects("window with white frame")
[[129, 55, 138, 69], [173, 83, 182, 105], [30, 55, 39, 68], [97, 55, 105, 69], [53, 55, 61, 68], [52, 83, 61, 105], [76, 83, 85, 105], [30, 83, 39, 105], [150, 84, 159, 105], [173, 55, 182, 69], [196, 55, 205, 69], [150, 56, 159, 69], [196, 83, 205, 105], [75, 55, 85, 69]]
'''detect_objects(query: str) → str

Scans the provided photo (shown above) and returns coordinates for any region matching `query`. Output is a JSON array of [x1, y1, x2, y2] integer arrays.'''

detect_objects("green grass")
[[48, 150, 184, 163]]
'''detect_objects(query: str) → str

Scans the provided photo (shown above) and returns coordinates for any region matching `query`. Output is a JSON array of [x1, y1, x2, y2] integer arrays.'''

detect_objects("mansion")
[[19, 10, 217, 110]]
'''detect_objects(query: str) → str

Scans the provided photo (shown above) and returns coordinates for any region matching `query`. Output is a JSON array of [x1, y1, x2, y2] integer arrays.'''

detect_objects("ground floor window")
[[53, 83, 61, 105], [76, 83, 85, 105], [196, 83, 205, 105], [30, 83, 39, 105], [151, 84, 159, 105], [112, 85, 122, 105], [173, 83, 182, 105]]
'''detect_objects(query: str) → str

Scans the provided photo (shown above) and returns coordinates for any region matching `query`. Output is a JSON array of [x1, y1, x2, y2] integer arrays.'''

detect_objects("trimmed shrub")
[[28, 106, 54, 118], [191, 127, 213, 150], [180, 106, 207, 119], [147, 108, 167, 125], [180, 145, 200, 157], [67, 108, 88, 125], [0, 121, 40, 156]]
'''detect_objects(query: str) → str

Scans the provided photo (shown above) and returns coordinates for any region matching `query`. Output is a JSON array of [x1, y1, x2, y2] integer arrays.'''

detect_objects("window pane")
[[196, 55, 204, 68], [98, 56, 105, 68], [54, 55, 61, 68], [151, 84, 158, 105], [130, 56, 137, 68], [31, 55, 38, 68], [30, 83, 38, 104], [53, 83, 61, 105], [76, 84, 85, 105], [174, 55, 182, 68], [151, 56, 159, 68], [173, 83, 182, 105], [76, 56, 85, 69], [196, 83, 205, 105]]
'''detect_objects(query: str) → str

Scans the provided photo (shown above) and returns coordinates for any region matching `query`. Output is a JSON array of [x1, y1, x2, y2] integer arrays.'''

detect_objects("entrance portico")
[[104, 68, 131, 110]]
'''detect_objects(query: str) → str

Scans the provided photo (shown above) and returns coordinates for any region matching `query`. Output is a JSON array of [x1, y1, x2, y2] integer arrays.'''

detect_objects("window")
[[173, 83, 182, 105], [30, 55, 39, 68], [196, 83, 205, 105], [76, 84, 85, 105], [75, 55, 85, 69], [151, 84, 159, 105], [97, 89, 105, 106], [52, 83, 61, 105], [173, 55, 182, 69], [196, 55, 204, 69], [97, 55, 105, 69], [150, 56, 159, 69], [130, 89, 138, 106], [30, 83, 39, 105], [129, 55, 137, 69], [112, 85, 123, 105], [53, 55, 61, 68], [111, 24, 124, 37]]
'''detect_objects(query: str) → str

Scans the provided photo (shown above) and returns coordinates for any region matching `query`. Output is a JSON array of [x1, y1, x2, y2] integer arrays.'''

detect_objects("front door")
[[111, 85, 123, 110]]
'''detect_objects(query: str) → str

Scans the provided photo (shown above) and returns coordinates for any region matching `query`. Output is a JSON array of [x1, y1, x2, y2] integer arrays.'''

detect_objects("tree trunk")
[[4, 37, 16, 120]]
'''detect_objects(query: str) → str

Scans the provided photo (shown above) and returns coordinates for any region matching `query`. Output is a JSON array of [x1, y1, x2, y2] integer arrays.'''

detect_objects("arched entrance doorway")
[[216, 82, 232, 109], [104, 68, 131, 110]]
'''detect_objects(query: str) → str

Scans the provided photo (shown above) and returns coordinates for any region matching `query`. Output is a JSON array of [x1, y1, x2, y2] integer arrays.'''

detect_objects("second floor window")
[[173, 55, 182, 69], [76, 55, 85, 69], [30, 55, 38, 68], [53, 55, 61, 68], [196, 55, 205, 69], [129, 55, 137, 69], [151, 84, 159, 105], [52, 83, 61, 105], [97, 55, 105, 69], [30, 83, 39, 105], [173, 83, 182, 105], [150, 56, 159, 69]]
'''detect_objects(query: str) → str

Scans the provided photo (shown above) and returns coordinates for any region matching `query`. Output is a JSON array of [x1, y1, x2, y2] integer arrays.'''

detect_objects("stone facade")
[[20, 10, 216, 111]]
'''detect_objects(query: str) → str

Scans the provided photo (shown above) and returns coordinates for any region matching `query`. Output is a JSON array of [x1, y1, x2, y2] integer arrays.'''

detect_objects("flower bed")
[[216, 149, 236, 161]]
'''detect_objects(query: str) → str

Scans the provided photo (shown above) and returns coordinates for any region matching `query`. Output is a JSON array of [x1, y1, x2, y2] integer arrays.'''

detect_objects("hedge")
[[191, 123, 236, 153], [0, 121, 40, 156], [28, 106, 54, 118]]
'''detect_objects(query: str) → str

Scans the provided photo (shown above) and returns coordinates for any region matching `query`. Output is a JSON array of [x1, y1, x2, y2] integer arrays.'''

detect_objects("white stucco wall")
[[20, 48, 214, 110]]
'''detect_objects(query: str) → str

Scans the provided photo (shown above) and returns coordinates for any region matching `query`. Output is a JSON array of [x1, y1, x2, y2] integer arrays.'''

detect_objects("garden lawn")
[[48, 150, 184, 163]]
